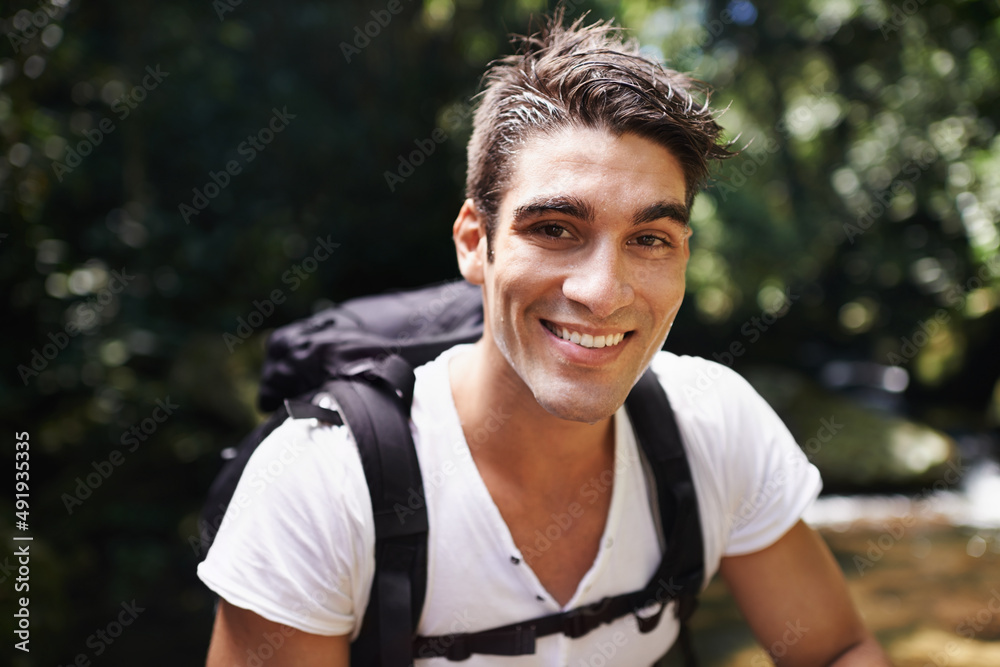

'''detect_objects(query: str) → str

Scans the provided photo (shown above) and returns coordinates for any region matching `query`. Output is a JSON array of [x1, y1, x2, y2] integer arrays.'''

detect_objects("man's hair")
[[466, 9, 734, 251]]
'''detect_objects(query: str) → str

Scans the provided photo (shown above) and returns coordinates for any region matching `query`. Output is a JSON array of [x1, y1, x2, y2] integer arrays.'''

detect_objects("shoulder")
[[646, 350, 809, 477], [198, 409, 376, 637], [649, 350, 756, 393], [646, 351, 822, 559], [230, 411, 372, 527], [648, 351, 768, 427]]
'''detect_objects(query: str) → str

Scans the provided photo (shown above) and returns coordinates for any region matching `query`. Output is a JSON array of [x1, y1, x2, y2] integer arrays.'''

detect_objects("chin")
[[531, 382, 625, 424]]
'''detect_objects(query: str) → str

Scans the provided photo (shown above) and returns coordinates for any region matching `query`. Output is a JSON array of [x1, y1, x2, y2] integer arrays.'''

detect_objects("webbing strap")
[[412, 569, 705, 659], [412, 589, 670, 659], [282, 399, 344, 425]]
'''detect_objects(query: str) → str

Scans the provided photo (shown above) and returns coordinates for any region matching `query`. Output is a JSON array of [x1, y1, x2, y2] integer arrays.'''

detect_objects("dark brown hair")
[[466, 9, 734, 251]]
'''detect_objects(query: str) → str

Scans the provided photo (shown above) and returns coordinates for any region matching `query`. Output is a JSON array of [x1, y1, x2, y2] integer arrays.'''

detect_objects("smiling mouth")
[[542, 320, 630, 349]]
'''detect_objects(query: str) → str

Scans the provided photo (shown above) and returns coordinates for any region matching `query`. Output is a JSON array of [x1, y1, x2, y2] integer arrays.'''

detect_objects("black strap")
[[628, 369, 704, 667], [316, 370, 428, 667], [412, 569, 700, 659], [339, 354, 418, 411], [328, 373, 428, 537], [676, 595, 700, 666], [412, 368, 704, 663], [283, 399, 344, 424], [626, 370, 704, 604], [413, 588, 671, 659]]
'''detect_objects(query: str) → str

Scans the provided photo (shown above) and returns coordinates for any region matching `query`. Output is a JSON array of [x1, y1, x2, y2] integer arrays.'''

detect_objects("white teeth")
[[545, 322, 627, 349]]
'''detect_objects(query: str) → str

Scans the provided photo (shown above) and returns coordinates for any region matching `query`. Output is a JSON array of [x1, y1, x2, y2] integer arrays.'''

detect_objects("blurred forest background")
[[2, 0, 999, 664]]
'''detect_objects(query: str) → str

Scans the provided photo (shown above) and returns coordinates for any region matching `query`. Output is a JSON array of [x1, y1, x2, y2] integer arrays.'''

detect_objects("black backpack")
[[199, 279, 704, 666]]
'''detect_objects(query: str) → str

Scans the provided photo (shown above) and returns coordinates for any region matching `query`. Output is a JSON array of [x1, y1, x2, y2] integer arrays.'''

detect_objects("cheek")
[[639, 263, 686, 300], [493, 257, 546, 306]]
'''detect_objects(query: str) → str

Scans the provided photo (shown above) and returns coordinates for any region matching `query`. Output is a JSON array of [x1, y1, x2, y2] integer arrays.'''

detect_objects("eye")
[[537, 224, 572, 239], [632, 234, 675, 249]]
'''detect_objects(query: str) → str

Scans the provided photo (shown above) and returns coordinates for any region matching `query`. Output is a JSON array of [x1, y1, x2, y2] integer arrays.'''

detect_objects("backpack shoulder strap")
[[317, 366, 428, 667], [626, 368, 704, 664]]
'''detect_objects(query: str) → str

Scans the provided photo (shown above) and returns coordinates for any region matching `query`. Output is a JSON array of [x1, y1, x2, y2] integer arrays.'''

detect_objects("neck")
[[449, 339, 615, 489]]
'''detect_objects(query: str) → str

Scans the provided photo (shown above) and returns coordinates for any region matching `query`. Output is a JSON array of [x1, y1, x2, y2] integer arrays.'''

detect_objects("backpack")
[[199, 279, 704, 666]]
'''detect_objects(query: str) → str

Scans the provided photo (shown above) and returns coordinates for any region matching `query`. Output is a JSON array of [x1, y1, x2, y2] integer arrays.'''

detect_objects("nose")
[[561, 239, 635, 320]]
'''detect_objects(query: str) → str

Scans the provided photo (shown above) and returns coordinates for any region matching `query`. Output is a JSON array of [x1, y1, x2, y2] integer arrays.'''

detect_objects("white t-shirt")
[[198, 346, 821, 665]]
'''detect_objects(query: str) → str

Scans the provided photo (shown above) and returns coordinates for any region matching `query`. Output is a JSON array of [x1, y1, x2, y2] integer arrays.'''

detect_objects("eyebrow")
[[512, 195, 596, 225], [511, 195, 689, 227], [631, 201, 690, 227]]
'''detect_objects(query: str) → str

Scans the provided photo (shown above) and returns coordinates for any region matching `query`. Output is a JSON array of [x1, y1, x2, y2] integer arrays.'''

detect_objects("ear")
[[453, 198, 487, 285]]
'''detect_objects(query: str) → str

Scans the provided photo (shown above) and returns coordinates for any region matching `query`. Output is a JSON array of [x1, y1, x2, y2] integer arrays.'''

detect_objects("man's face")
[[471, 126, 692, 423]]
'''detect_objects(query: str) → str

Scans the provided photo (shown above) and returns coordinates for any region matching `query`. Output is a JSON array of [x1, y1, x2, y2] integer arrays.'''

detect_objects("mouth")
[[541, 320, 631, 349]]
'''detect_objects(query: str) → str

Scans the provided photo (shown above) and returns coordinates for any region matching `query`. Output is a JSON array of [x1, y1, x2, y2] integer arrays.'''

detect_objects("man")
[[199, 11, 893, 665]]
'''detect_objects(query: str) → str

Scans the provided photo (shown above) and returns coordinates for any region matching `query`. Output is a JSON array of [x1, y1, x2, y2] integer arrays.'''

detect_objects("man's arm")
[[719, 520, 893, 666], [206, 599, 350, 667]]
